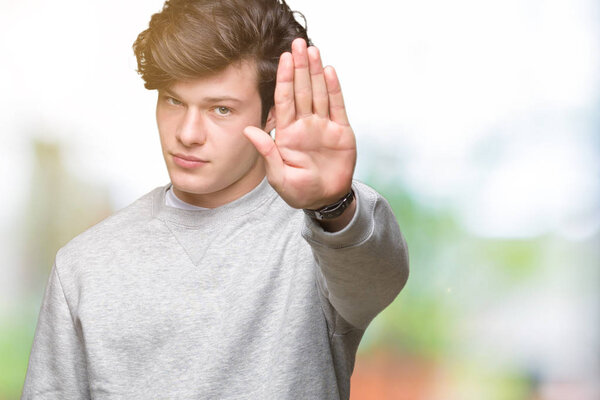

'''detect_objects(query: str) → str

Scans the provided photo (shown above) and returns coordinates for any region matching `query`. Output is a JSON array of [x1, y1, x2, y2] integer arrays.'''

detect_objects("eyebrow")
[[162, 88, 243, 104]]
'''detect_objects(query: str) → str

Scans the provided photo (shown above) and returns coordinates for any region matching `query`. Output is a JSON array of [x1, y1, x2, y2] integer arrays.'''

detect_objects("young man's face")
[[156, 60, 275, 208]]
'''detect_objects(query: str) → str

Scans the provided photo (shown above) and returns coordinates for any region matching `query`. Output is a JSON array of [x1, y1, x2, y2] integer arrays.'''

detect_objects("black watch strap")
[[303, 190, 355, 220]]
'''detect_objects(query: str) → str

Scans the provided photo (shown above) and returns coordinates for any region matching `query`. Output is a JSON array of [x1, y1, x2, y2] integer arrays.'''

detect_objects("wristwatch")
[[303, 190, 355, 220]]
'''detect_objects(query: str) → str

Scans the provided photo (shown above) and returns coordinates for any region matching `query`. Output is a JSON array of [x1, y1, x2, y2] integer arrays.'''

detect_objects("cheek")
[[156, 106, 166, 131], [156, 108, 177, 140], [157, 126, 171, 151], [222, 134, 256, 162], [217, 138, 258, 172], [213, 120, 253, 150]]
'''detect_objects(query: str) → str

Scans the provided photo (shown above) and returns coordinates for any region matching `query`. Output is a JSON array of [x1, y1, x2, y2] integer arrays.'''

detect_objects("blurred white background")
[[1, 0, 598, 398], [1, 0, 597, 231]]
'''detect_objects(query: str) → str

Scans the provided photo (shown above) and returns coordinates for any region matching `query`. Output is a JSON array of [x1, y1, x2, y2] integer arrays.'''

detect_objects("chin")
[[168, 170, 218, 195]]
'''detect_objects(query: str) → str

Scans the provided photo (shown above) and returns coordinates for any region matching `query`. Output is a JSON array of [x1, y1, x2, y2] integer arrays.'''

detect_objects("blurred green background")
[[1, 0, 598, 399]]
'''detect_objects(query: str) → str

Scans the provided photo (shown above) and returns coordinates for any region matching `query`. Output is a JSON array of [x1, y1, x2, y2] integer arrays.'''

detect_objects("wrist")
[[303, 190, 355, 221], [313, 196, 356, 233]]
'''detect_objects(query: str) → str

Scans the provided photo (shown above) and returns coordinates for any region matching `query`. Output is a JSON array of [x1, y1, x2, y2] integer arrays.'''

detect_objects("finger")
[[242, 126, 285, 187], [274, 52, 295, 129], [307, 46, 329, 118], [291, 38, 312, 118], [324, 66, 350, 126]]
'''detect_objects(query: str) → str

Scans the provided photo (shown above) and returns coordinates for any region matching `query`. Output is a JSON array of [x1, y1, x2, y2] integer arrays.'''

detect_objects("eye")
[[166, 96, 182, 106], [214, 106, 231, 116]]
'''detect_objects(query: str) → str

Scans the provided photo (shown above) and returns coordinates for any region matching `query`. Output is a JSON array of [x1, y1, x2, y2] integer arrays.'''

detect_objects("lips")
[[172, 153, 208, 169], [173, 153, 206, 162]]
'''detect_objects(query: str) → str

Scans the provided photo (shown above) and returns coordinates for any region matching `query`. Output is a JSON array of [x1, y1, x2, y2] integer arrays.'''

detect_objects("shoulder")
[[55, 185, 165, 267]]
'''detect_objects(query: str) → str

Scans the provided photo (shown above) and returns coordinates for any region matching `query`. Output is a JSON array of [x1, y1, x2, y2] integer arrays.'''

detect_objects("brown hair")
[[133, 0, 311, 126]]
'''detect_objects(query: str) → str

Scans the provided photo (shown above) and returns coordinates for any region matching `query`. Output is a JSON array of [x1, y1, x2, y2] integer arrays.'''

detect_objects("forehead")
[[166, 60, 259, 102]]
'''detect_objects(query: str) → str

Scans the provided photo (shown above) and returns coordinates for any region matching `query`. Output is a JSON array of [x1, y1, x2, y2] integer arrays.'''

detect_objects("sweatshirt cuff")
[[301, 181, 376, 249]]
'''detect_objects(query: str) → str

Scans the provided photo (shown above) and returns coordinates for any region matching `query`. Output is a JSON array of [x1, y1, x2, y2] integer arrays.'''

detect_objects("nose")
[[177, 109, 207, 146]]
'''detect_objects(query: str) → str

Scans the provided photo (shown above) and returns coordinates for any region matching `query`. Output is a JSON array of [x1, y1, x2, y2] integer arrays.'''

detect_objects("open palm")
[[244, 38, 357, 210]]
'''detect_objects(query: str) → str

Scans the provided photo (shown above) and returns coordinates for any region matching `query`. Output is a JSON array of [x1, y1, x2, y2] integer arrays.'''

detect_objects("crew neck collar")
[[152, 178, 277, 227]]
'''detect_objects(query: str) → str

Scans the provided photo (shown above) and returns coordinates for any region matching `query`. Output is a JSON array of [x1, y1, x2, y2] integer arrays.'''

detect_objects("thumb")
[[243, 126, 285, 186]]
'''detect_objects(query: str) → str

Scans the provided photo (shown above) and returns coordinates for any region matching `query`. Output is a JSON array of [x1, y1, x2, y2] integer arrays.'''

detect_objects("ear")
[[264, 106, 276, 134]]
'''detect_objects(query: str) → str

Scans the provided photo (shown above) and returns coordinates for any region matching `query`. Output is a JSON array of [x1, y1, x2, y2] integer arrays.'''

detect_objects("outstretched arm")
[[243, 38, 357, 231], [245, 38, 409, 330]]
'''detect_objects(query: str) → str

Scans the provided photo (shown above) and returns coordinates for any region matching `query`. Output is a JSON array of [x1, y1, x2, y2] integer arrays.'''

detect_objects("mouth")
[[172, 153, 208, 169]]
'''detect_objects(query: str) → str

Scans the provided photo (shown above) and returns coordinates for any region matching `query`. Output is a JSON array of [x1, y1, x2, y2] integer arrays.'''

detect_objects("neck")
[[172, 160, 266, 209]]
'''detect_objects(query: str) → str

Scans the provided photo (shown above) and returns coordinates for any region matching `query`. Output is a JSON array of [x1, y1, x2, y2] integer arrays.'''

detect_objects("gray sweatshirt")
[[22, 179, 409, 399]]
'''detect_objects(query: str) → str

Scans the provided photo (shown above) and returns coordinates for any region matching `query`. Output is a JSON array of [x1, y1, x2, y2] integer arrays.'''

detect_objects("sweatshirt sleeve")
[[301, 180, 409, 331], [21, 264, 91, 400]]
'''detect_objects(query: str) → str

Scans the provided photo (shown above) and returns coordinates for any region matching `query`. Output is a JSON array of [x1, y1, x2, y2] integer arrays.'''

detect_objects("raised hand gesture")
[[244, 38, 357, 212]]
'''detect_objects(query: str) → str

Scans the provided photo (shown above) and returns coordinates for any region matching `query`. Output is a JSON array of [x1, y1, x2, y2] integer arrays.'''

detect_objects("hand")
[[243, 38, 357, 210]]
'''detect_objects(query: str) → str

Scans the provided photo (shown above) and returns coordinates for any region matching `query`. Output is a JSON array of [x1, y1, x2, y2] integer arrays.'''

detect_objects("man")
[[22, 0, 409, 399]]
